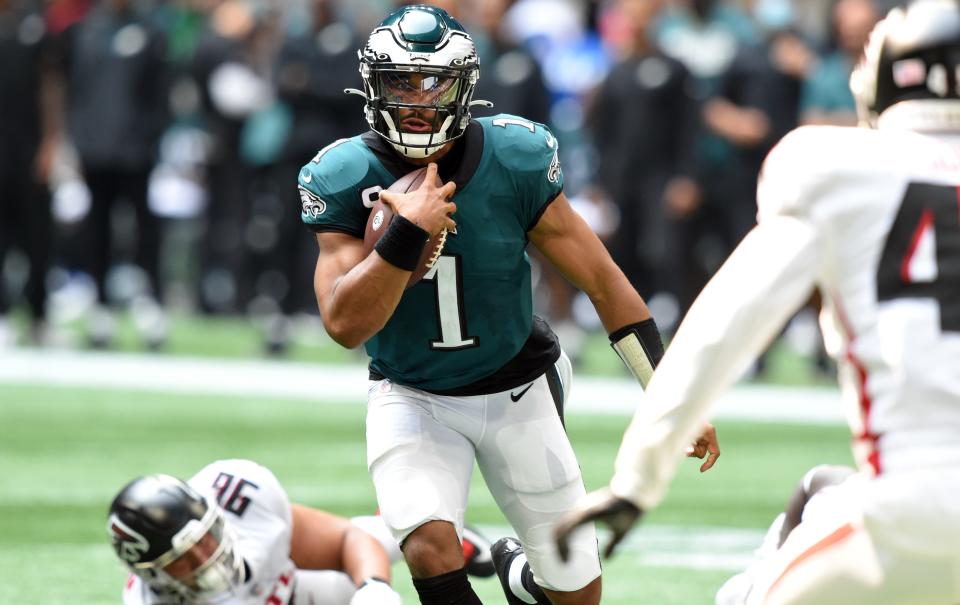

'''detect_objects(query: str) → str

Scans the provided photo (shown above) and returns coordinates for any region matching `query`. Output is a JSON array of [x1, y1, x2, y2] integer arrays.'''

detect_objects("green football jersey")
[[299, 114, 563, 391]]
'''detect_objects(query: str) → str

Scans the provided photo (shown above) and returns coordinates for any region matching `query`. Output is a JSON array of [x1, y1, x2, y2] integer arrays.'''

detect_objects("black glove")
[[553, 488, 644, 561]]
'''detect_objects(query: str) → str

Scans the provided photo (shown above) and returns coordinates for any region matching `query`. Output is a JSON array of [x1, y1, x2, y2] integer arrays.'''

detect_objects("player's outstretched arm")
[[289, 504, 399, 603], [553, 216, 820, 559], [610, 216, 820, 508]]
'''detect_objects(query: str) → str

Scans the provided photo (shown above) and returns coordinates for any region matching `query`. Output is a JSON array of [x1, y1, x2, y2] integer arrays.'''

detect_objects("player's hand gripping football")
[[378, 162, 457, 237], [554, 488, 643, 561]]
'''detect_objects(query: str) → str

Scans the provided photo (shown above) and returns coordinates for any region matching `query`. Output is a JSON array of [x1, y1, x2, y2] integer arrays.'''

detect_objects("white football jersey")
[[123, 459, 297, 605], [610, 125, 960, 509]]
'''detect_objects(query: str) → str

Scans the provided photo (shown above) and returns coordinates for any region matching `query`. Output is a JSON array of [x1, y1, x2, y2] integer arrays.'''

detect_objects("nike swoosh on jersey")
[[510, 383, 534, 402]]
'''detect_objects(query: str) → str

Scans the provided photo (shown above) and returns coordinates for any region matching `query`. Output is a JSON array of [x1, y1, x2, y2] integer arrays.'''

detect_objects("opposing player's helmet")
[[348, 4, 489, 159], [107, 474, 245, 599], [851, 0, 960, 129]]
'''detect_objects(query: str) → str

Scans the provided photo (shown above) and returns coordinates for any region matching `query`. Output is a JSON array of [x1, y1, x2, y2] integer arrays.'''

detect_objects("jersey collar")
[[362, 120, 484, 190]]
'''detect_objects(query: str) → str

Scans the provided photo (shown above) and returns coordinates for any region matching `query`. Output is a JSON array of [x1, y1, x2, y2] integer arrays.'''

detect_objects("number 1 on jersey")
[[423, 255, 478, 350]]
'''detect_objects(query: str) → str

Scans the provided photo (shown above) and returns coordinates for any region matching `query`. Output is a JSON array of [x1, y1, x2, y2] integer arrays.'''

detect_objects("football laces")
[[426, 229, 448, 268]]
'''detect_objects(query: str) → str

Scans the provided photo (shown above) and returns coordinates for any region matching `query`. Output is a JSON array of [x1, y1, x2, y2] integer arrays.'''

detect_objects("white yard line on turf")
[[0, 349, 844, 424], [1, 524, 764, 572]]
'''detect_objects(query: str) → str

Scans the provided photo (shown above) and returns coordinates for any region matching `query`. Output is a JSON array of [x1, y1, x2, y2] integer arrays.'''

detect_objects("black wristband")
[[609, 318, 665, 368], [374, 214, 429, 271]]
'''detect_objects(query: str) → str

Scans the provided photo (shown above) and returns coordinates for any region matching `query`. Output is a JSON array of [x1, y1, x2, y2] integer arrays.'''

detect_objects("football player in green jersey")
[[298, 6, 720, 605]]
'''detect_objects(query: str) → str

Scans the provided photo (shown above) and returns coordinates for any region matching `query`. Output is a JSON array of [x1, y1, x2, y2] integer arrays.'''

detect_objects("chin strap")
[[344, 87, 368, 99], [469, 99, 494, 108]]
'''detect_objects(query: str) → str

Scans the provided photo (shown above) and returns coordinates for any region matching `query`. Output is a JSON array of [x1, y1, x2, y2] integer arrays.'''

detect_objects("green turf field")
[[24, 309, 835, 387], [0, 379, 853, 604]]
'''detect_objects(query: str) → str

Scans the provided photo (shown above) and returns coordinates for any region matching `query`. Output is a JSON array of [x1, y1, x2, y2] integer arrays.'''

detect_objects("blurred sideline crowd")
[[0, 0, 890, 362]]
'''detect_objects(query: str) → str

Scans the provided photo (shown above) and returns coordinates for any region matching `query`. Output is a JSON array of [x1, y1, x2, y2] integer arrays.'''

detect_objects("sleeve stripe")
[[306, 224, 364, 238]]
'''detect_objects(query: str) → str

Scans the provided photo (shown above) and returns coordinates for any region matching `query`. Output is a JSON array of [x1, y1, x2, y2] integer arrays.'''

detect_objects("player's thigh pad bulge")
[[365, 383, 434, 466], [486, 394, 582, 512], [366, 384, 475, 538]]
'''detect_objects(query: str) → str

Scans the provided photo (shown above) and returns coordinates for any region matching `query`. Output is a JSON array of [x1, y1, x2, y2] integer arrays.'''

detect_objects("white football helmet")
[[851, 0, 960, 130]]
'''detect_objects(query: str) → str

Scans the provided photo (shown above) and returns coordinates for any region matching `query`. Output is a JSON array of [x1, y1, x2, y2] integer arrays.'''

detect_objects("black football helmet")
[[851, 0, 960, 129], [107, 474, 245, 599]]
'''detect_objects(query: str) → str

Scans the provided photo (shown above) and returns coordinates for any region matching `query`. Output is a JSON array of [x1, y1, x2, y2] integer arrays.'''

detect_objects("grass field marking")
[[0, 523, 765, 573], [0, 350, 844, 424]]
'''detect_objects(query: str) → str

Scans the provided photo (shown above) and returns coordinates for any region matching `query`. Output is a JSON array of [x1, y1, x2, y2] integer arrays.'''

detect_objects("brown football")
[[363, 167, 449, 288]]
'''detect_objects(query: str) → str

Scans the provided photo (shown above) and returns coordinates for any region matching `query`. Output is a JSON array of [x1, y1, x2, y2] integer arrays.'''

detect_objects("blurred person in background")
[[62, 0, 170, 349], [466, 0, 551, 127], [46, 0, 92, 36], [801, 0, 879, 126], [706, 0, 833, 379], [702, 0, 812, 258], [589, 0, 700, 331], [652, 0, 759, 316], [791, 0, 841, 47], [260, 0, 365, 354], [656, 0, 760, 98], [189, 0, 278, 316], [0, 0, 62, 347]]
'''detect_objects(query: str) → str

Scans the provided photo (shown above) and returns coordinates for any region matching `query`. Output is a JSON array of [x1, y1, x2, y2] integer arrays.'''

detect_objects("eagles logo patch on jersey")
[[299, 186, 327, 219], [547, 150, 562, 184]]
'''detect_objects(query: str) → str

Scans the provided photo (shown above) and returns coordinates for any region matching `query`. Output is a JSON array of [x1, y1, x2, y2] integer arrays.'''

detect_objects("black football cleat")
[[462, 525, 495, 578], [491, 537, 548, 605]]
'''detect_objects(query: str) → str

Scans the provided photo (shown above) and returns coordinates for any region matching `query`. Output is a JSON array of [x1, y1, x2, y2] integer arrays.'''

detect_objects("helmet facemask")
[[122, 504, 246, 600], [362, 62, 478, 158]]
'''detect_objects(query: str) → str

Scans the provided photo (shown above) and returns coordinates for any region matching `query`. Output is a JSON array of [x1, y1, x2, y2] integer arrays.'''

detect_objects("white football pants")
[[366, 351, 601, 592]]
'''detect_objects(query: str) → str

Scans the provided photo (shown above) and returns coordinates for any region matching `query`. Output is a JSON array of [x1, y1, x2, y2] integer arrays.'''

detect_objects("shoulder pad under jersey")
[[479, 114, 563, 229], [298, 136, 375, 237]]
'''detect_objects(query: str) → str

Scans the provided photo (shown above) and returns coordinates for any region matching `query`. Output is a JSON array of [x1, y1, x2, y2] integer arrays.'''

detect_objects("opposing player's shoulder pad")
[[298, 136, 372, 235], [757, 125, 869, 221], [480, 114, 563, 229]]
